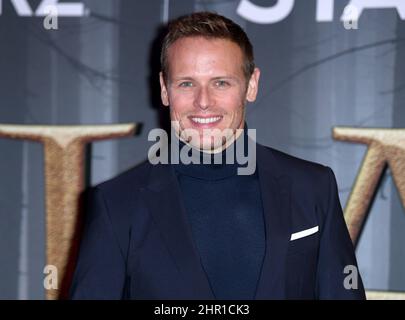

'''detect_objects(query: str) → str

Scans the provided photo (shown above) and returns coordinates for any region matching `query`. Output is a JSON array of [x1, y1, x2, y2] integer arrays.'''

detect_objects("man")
[[70, 12, 366, 300]]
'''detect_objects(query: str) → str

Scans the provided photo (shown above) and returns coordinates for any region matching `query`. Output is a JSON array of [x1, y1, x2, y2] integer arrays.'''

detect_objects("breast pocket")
[[288, 226, 319, 255]]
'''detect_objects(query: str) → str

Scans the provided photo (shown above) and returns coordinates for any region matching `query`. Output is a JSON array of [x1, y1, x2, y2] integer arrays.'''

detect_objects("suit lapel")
[[141, 163, 215, 299], [140, 143, 291, 300], [255, 144, 292, 299]]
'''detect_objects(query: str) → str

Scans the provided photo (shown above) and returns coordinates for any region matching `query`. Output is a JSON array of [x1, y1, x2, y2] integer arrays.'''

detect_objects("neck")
[[174, 125, 245, 155]]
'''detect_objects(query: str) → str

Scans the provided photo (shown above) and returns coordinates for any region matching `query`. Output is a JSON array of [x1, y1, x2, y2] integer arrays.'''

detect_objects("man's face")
[[160, 36, 260, 152]]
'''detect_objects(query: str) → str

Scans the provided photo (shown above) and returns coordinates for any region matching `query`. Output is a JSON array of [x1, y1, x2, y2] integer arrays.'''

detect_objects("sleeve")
[[315, 167, 366, 300], [69, 187, 127, 299]]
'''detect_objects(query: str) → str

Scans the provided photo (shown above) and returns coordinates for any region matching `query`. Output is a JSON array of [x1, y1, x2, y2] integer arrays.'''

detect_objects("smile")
[[190, 116, 222, 124]]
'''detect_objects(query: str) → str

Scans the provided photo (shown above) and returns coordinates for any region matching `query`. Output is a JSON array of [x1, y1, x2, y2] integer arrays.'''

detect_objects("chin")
[[198, 138, 225, 153]]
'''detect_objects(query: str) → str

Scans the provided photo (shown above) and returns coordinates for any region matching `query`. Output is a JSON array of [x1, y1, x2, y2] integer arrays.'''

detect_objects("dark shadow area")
[[148, 24, 171, 134]]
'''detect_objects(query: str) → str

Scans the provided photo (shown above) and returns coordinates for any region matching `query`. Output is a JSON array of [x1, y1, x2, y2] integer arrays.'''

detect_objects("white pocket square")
[[290, 226, 319, 241]]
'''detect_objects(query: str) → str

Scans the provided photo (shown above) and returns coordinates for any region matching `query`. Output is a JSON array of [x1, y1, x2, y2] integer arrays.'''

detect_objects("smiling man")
[[159, 30, 259, 153], [70, 12, 366, 300]]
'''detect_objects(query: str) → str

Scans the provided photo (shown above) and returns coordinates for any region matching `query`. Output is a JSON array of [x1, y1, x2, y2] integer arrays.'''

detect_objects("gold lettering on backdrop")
[[0, 124, 136, 299], [1, 124, 404, 299], [333, 127, 405, 245]]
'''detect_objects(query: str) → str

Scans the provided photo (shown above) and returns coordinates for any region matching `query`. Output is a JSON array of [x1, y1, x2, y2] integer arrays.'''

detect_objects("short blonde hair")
[[161, 11, 255, 82]]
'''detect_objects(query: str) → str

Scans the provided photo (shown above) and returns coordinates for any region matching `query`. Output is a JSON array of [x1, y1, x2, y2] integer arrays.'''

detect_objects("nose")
[[194, 86, 213, 110]]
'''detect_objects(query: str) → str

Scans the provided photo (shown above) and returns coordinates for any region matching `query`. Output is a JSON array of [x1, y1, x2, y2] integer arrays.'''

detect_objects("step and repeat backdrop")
[[0, 0, 404, 299]]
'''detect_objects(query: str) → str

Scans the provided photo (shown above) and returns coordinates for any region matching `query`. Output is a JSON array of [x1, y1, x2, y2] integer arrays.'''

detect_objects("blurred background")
[[0, 0, 404, 299]]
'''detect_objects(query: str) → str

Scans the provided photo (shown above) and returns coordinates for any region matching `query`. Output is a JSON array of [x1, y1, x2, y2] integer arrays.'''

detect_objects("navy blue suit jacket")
[[70, 144, 366, 299]]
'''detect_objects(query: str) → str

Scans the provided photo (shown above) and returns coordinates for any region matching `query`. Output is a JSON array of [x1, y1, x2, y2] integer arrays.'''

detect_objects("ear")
[[246, 67, 260, 102], [159, 72, 170, 106]]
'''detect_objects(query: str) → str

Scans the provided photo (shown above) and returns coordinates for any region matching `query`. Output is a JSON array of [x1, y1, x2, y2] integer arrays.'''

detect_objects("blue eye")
[[215, 80, 229, 87], [179, 81, 193, 88]]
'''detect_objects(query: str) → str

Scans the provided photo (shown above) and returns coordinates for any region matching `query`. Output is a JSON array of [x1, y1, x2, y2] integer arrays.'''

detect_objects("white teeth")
[[191, 116, 221, 124]]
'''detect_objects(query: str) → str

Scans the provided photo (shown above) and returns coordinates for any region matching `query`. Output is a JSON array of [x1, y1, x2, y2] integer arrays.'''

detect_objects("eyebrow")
[[211, 76, 238, 81], [171, 77, 194, 81], [171, 76, 239, 82]]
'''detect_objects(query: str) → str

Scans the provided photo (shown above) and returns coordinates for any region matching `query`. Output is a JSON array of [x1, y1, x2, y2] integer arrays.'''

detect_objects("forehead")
[[166, 36, 244, 77]]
